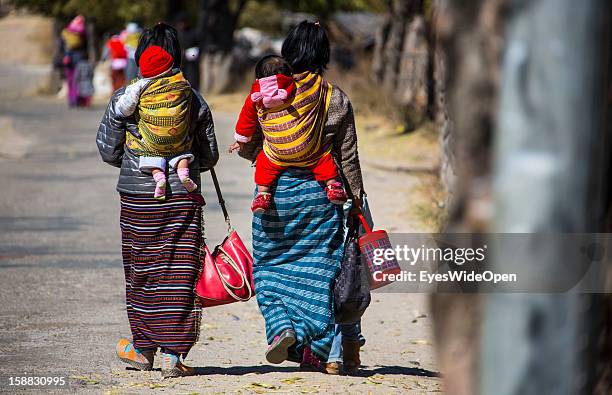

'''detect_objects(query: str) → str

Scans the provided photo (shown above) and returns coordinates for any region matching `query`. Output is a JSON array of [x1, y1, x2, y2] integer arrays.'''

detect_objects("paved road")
[[0, 63, 440, 394]]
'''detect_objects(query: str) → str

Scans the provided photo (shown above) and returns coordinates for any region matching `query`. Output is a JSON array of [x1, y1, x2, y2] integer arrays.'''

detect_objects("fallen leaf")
[[366, 374, 386, 385], [410, 339, 432, 345], [281, 377, 304, 385], [202, 323, 218, 330], [70, 375, 100, 385], [246, 382, 280, 390], [148, 383, 169, 389]]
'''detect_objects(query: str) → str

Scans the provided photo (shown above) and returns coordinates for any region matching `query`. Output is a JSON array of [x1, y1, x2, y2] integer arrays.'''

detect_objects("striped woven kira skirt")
[[119, 194, 203, 356], [252, 169, 345, 361]]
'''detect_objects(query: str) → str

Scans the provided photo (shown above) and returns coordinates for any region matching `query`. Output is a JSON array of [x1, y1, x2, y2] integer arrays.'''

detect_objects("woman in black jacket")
[[96, 23, 218, 379]]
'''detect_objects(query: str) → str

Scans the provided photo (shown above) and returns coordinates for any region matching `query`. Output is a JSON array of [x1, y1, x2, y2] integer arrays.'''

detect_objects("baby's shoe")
[[326, 182, 347, 205], [251, 192, 272, 214]]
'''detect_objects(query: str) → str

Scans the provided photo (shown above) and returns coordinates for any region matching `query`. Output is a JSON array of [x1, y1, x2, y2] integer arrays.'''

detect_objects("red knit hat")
[[139, 45, 173, 78]]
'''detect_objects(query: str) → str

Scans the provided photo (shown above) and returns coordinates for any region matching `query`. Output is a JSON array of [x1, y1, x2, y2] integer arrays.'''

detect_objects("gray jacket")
[[239, 86, 364, 197], [96, 86, 218, 195]]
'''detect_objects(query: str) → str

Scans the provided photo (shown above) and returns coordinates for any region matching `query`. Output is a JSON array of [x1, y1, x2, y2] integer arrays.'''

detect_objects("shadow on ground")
[[126, 364, 439, 378]]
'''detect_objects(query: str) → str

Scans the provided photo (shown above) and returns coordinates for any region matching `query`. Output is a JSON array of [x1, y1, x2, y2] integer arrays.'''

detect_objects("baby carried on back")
[[115, 45, 197, 201], [229, 55, 348, 213]]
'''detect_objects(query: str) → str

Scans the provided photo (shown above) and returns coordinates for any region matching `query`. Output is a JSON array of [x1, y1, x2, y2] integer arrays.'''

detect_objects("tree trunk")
[[430, 1, 506, 394], [166, 0, 184, 22], [371, 5, 391, 83], [197, 0, 247, 93], [396, 15, 430, 130], [198, 0, 239, 54], [433, 0, 612, 394], [595, 27, 612, 394], [436, 0, 504, 232], [485, 1, 610, 394], [380, 0, 413, 92], [86, 19, 97, 63], [434, 42, 454, 203], [372, 0, 432, 131], [596, 295, 612, 394]]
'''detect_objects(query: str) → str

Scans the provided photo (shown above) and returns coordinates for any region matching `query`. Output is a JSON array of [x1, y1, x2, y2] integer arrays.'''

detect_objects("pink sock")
[[177, 168, 197, 192], [153, 171, 166, 199], [177, 168, 190, 181], [153, 171, 166, 184]]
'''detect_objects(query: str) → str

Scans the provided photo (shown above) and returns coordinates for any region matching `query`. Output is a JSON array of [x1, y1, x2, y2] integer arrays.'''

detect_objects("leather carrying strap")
[[209, 168, 232, 232]]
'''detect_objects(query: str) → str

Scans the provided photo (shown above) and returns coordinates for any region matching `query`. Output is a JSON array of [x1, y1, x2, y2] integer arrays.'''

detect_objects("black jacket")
[[96, 86, 218, 196]]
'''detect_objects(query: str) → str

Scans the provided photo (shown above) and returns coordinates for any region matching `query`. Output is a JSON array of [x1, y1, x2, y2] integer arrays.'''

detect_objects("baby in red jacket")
[[229, 55, 347, 213]]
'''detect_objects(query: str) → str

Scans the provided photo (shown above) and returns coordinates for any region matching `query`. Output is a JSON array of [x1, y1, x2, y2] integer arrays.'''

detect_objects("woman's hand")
[[228, 141, 244, 153]]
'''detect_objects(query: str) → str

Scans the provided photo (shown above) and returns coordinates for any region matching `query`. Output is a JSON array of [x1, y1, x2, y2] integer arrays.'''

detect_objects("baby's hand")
[[228, 141, 244, 153]]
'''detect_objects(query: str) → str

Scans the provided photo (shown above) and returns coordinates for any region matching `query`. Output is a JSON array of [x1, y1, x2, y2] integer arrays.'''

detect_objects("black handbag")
[[333, 216, 372, 324]]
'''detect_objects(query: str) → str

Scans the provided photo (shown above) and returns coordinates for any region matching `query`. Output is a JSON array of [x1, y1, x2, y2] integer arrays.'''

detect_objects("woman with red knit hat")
[[97, 23, 219, 379]]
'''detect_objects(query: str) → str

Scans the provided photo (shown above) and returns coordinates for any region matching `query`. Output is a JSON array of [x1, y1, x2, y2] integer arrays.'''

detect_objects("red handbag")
[[194, 168, 255, 307]]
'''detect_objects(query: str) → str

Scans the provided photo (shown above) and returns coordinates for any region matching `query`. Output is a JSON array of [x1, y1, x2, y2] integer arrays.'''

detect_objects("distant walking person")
[[60, 15, 94, 107], [238, 21, 365, 373], [104, 35, 128, 91], [96, 23, 218, 378], [121, 22, 142, 83]]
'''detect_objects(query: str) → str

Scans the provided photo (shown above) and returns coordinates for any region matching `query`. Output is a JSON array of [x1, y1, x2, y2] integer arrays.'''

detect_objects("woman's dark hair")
[[135, 23, 182, 68], [255, 55, 293, 79], [281, 20, 330, 74]]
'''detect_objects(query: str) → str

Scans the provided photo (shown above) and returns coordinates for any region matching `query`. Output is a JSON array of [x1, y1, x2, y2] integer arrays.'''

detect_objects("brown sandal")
[[160, 353, 196, 378]]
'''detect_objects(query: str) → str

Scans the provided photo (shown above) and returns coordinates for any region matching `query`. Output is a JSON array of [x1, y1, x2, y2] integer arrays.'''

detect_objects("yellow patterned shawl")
[[61, 28, 84, 50], [126, 72, 193, 157], [259, 72, 332, 167]]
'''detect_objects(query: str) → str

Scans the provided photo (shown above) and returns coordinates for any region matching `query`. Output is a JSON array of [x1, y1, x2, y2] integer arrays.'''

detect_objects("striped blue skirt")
[[252, 169, 344, 360]]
